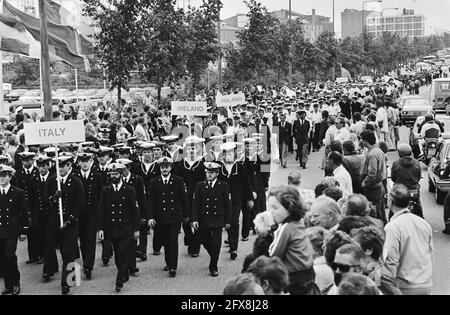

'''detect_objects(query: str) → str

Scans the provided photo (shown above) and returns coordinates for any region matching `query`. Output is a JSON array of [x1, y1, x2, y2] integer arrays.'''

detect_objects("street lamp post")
[[288, 0, 292, 88]]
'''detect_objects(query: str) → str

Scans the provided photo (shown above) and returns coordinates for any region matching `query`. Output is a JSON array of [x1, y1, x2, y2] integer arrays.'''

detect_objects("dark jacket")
[[28, 173, 54, 228], [132, 162, 161, 196], [293, 119, 311, 144], [0, 185, 29, 239], [123, 174, 148, 220], [275, 122, 292, 145], [391, 156, 422, 190], [192, 180, 232, 229], [72, 169, 104, 215], [14, 166, 40, 201], [45, 174, 85, 226], [174, 159, 206, 197], [148, 175, 189, 226], [218, 162, 254, 206], [98, 184, 140, 238]]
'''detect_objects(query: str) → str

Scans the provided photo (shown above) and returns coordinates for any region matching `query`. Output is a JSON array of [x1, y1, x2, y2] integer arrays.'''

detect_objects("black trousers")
[[43, 219, 59, 277], [313, 124, 321, 150], [227, 204, 242, 252], [161, 224, 180, 270], [101, 235, 113, 260], [112, 235, 131, 286], [79, 212, 98, 271], [183, 197, 200, 255], [152, 225, 163, 253], [0, 238, 19, 290], [128, 238, 137, 270], [364, 185, 387, 225], [137, 224, 150, 254], [59, 224, 79, 288], [241, 205, 252, 239], [199, 228, 222, 272], [27, 224, 43, 261]]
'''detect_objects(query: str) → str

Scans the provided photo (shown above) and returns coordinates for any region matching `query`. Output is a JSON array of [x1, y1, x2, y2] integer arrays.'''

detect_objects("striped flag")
[[0, 0, 91, 71]]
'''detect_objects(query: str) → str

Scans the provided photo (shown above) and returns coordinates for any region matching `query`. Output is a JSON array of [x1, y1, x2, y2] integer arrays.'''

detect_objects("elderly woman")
[[266, 185, 316, 295]]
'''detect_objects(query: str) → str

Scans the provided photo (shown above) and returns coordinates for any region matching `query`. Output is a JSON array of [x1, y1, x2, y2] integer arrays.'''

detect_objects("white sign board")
[[336, 77, 349, 83], [24, 120, 86, 145], [171, 101, 207, 117], [216, 93, 246, 108]]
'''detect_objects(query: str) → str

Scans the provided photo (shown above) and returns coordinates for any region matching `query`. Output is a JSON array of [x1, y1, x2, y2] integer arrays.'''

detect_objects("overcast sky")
[[188, 0, 450, 37]]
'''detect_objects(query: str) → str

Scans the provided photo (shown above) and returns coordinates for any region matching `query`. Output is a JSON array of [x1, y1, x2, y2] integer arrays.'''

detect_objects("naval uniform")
[[44, 174, 84, 288], [122, 173, 148, 271], [73, 169, 103, 273], [218, 163, 253, 253], [98, 184, 140, 287], [241, 156, 258, 239], [0, 185, 29, 292], [15, 166, 40, 262], [192, 180, 232, 273], [28, 172, 54, 266], [148, 175, 189, 271], [174, 159, 206, 255], [133, 162, 160, 255]]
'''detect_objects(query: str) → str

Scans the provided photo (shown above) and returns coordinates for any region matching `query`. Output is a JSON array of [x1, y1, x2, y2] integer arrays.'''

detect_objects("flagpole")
[[39, 0, 53, 121], [0, 0, 4, 117]]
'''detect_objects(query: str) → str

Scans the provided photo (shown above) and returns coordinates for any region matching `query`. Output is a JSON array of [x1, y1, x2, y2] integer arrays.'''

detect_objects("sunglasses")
[[331, 263, 360, 273]]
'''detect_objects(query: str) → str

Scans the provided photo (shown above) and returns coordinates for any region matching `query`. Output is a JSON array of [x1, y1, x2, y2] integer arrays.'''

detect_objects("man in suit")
[[27, 156, 53, 269], [148, 157, 189, 277], [116, 158, 148, 276], [0, 165, 29, 295], [191, 162, 232, 277], [174, 137, 206, 257], [72, 153, 103, 279], [44, 156, 84, 295], [98, 163, 140, 293], [293, 110, 311, 169], [15, 152, 40, 264], [276, 114, 292, 168], [218, 143, 254, 260]]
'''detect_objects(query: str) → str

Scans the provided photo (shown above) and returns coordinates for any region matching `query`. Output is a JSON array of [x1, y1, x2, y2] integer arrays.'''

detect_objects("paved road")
[[15, 85, 449, 295]]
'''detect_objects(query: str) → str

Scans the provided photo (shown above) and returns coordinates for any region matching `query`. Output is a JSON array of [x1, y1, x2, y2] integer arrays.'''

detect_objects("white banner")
[[24, 120, 86, 145], [171, 101, 207, 117], [216, 92, 246, 108]]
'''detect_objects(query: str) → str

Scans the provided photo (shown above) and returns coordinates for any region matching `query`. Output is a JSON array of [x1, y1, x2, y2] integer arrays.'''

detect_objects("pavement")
[[12, 85, 450, 295]]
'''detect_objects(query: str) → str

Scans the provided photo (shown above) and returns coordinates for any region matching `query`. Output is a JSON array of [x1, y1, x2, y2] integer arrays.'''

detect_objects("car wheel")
[[429, 176, 436, 193], [436, 187, 446, 205]]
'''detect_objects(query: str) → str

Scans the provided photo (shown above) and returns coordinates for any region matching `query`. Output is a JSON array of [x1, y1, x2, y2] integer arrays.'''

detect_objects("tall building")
[[341, 8, 373, 39], [224, 9, 333, 42], [365, 9, 425, 40], [341, 8, 425, 40]]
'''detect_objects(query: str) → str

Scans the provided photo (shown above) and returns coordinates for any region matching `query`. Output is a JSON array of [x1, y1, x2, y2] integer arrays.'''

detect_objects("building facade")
[[365, 9, 425, 40], [341, 8, 425, 40]]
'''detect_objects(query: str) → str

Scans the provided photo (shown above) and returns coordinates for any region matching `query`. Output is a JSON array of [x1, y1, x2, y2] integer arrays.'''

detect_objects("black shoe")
[[84, 269, 92, 280], [190, 253, 199, 258], [210, 270, 219, 277], [42, 273, 53, 283], [123, 274, 130, 283], [224, 240, 229, 245], [11, 285, 20, 296], [136, 251, 148, 261], [102, 257, 110, 266], [152, 252, 160, 256], [230, 251, 238, 260], [242, 237, 249, 242], [115, 283, 123, 293], [129, 268, 139, 276], [2, 288, 12, 295], [37, 257, 44, 265], [169, 270, 177, 278], [61, 286, 70, 296], [303, 165, 307, 169], [164, 266, 170, 271], [26, 259, 37, 265]]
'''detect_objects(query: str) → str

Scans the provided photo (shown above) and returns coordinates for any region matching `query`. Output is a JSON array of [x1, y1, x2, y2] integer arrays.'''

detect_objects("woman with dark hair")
[[266, 185, 316, 295]]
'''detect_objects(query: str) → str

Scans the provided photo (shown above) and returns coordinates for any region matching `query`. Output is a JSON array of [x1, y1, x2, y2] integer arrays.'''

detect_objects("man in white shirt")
[[382, 184, 433, 295], [327, 151, 353, 194], [335, 117, 351, 144], [376, 101, 393, 149]]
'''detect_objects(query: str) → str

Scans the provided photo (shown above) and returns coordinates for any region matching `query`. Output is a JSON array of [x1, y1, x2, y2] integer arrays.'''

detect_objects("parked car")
[[428, 139, 450, 204], [401, 97, 434, 127]]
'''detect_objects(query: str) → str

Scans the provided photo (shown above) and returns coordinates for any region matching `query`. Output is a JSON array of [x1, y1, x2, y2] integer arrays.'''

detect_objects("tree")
[[139, 0, 188, 102], [339, 37, 364, 76], [7, 57, 40, 87], [83, 0, 144, 107], [227, 0, 279, 82], [315, 31, 339, 78], [184, 0, 222, 95]]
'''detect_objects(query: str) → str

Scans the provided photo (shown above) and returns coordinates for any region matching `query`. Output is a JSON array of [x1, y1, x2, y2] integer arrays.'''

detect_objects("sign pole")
[[54, 143, 64, 228], [39, 0, 53, 122]]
